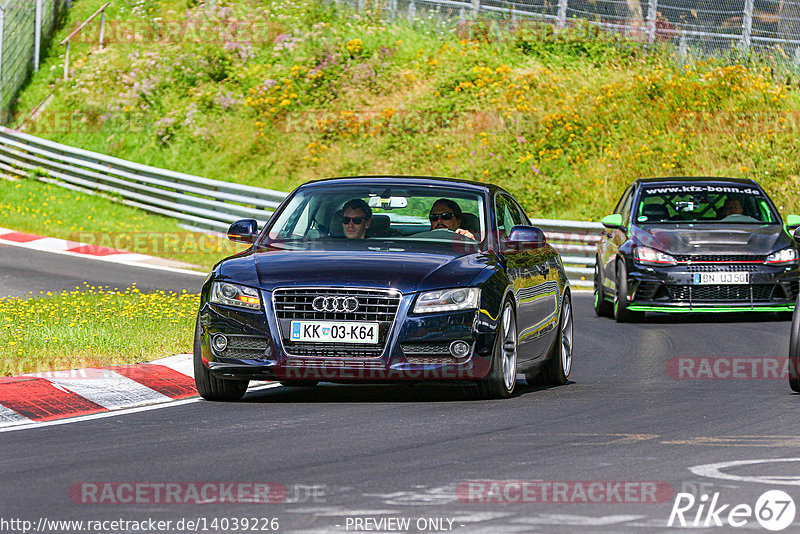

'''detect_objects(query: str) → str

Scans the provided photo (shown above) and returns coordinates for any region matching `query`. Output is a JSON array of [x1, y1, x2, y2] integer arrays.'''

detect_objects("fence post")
[[63, 41, 70, 80], [35, 0, 43, 70], [472, 0, 480, 17], [557, 0, 568, 29], [99, 10, 105, 49], [646, 0, 658, 43], [408, 0, 415, 18], [742, 0, 754, 53]]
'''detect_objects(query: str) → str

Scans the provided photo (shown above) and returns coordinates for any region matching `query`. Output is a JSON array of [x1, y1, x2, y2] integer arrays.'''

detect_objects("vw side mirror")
[[227, 219, 259, 244]]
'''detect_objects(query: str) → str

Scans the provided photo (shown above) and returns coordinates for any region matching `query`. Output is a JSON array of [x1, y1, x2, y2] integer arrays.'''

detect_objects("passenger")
[[341, 198, 372, 239], [720, 197, 743, 218], [429, 198, 475, 240]]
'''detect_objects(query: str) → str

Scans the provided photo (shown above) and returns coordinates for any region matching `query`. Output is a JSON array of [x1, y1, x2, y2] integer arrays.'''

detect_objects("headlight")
[[413, 287, 480, 313], [210, 282, 262, 310], [765, 248, 798, 264], [634, 246, 677, 266]]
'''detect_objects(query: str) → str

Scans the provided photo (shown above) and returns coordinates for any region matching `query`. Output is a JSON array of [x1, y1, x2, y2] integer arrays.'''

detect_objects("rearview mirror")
[[227, 219, 259, 244], [601, 213, 625, 230], [368, 196, 408, 210]]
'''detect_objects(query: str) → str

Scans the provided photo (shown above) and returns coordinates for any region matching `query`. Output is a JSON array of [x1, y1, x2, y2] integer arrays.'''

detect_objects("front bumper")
[[198, 290, 497, 382], [623, 260, 800, 313]]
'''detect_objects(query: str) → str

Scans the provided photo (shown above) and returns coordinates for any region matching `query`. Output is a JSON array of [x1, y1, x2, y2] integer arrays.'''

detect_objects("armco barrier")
[[0, 128, 600, 287]]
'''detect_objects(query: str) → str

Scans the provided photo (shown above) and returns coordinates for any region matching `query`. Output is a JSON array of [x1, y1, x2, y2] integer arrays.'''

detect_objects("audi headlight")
[[765, 247, 798, 264], [413, 287, 480, 313], [634, 246, 677, 266], [210, 282, 262, 310]]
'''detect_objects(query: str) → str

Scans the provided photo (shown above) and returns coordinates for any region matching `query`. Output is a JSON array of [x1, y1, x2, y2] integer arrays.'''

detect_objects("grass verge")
[[0, 283, 198, 376]]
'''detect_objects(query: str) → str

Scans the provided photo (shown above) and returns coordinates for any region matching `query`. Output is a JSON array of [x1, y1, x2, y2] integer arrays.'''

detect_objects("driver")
[[720, 197, 743, 218], [341, 198, 372, 239], [429, 199, 475, 240]]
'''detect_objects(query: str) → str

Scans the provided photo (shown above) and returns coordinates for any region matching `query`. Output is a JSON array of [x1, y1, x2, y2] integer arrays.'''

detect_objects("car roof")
[[634, 176, 760, 187], [299, 175, 505, 194]]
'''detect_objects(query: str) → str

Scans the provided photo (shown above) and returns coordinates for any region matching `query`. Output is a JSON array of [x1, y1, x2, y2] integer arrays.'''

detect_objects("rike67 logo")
[[668, 490, 796, 531]]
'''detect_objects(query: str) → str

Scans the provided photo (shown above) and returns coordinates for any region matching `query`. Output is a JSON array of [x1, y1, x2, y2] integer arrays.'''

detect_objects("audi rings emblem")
[[313, 296, 360, 313]]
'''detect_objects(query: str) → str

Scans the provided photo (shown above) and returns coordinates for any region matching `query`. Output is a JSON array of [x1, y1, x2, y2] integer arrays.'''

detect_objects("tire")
[[193, 317, 249, 401], [593, 258, 613, 317], [614, 260, 644, 323], [279, 380, 319, 387], [527, 292, 574, 386], [790, 295, 800, 393], [474, 299, 518, 399]]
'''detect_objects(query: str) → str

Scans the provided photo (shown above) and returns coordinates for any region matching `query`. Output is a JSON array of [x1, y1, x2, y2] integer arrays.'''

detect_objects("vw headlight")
[[413, 287, 480, 313], [765, 248, 798, 264], [634, 246, 677, 266], [210, 282, 262, 310]]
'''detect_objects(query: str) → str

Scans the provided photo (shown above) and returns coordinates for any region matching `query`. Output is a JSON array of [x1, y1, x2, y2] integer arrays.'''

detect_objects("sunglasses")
[[342, 216, 367, 225], [429, 212, 456, 222]]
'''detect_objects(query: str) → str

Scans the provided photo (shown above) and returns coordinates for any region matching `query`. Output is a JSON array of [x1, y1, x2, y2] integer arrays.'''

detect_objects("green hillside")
[[10, 0, 800, 220]]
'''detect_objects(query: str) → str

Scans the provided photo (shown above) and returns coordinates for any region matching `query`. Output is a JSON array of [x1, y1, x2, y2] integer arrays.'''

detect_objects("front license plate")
[[290, 321, 379, 344], [693, 272, 750, 285]]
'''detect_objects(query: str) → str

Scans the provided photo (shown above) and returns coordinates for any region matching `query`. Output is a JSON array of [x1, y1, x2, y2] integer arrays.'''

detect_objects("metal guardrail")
[[0, 127, 287, 233], [0, 128, 600, 287]]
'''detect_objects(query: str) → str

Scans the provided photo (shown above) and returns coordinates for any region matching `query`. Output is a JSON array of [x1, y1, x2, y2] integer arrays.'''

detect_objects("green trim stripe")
[[628, 304, 794, 313]]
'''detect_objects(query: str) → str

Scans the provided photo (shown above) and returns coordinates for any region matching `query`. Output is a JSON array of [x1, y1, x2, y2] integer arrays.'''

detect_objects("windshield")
[[260, 184, 487, 250], [635, 184, 780, 225]]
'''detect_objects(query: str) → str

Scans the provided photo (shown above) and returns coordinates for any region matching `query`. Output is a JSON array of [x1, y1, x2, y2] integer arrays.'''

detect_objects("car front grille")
[[685, 264, 761, 272], [667, 284, 774, 302], [673, 254, 766, 263], [273, 287, 401, 358]]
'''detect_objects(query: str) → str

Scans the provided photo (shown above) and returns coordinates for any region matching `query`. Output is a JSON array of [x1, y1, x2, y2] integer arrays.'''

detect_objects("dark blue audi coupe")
[[194, 176, 573, 400]]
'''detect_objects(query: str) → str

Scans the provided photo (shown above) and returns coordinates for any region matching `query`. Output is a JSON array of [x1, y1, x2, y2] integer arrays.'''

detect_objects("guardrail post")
[[35, 0, 43, 70], [63, 41, 70, 80], [646, 0, 657, 43], [742, 0, 754, 53], [99, 10, 106, 49], [557, 0, 568, 29], [408, 0, 415, 18]]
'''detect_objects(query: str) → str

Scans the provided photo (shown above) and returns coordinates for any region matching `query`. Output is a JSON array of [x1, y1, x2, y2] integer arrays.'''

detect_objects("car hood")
[[215, 242, 494, 293], [632, 223, 792, 256]]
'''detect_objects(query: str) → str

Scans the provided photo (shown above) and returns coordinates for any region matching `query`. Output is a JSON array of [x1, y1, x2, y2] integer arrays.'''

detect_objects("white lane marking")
[[45, 371, 172, 410], [690, 458, 800, 486], [0, 235, 205, 277], [0, 382, 282, 433], [512, 514, 645, 526], [0, 404, 33, 424]]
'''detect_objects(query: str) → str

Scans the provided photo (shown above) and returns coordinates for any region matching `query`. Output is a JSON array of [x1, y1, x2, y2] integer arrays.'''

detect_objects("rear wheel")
[[790, 296, 800, 393], [473, 300, 517, 399], [593, 258, 613, 317], [193, 318, 249, 401], [614, 260, 644, 323], [527, 292, 573, 386]]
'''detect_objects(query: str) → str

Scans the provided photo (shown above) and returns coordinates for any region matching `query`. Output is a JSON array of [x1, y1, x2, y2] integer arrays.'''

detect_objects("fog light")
[[450, 340, 471, 358], [212, 334, 228, 352]]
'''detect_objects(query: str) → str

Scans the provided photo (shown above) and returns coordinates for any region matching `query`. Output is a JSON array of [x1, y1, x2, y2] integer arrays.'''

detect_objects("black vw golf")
[[194, 176, 573, 400], [595, 177, 800, 321]]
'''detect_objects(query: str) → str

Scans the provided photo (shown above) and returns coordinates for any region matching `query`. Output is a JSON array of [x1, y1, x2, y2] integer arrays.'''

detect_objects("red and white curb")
[[0, 354, 198, 429], [0, 227, 204, 276]]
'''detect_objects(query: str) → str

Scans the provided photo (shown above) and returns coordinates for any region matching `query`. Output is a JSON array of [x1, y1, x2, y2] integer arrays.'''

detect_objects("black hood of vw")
[[631, 223, 793, 256], [214, 241, 493, 293]]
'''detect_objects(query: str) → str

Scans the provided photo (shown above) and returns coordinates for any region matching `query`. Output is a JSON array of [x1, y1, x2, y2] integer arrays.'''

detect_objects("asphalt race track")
[[2, 244, 800, 533]]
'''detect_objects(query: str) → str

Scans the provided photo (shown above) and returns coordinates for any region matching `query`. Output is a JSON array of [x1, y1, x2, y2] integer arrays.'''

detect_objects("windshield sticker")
[[643, 185, 763, 196]]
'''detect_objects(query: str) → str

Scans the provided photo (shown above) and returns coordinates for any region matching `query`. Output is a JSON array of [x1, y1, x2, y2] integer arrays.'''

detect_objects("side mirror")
[[601, 213, 625, 230], [503, 225, 547, 252], [227, 219, 259, 244], [786, 214, 800, 230], [794, 226, 800, 243]]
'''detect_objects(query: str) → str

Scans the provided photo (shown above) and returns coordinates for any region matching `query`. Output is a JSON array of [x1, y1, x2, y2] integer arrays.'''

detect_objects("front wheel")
[[614, 260, 644, 323], [527, 292, 573, 386], [594, 258, 613, 317], [790, 296, 800, 393], [193, 318, 249, 401], [474, 300, 517, 399]]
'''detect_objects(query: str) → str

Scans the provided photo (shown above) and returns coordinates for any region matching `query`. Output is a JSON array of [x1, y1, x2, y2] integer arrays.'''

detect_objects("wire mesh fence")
[[0, 0, 69, 121], [365, 0, 800, 63]]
